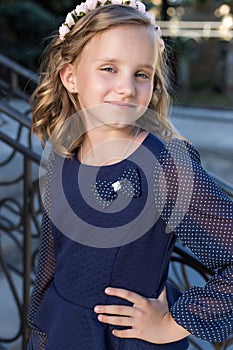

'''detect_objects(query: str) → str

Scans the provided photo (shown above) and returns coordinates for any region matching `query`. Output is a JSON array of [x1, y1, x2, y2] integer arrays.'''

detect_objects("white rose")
[[76, 2, 88, 14], [135, 1, 146, 13], [156, 25, 162, 37], [160, 39, 165, 52], [75, 5, 80, 15], [127, 0, 137, 9], [98, 0, 107, 5], [59, 24, 70, 41], [86, 0, 98, 11], [111, 0, 123, 4], [144, 11, 156, 26], [65, 12, 75, 28]]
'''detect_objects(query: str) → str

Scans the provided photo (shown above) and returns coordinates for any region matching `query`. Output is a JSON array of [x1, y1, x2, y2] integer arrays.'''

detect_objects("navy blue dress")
[[27, 133, 233, 350]]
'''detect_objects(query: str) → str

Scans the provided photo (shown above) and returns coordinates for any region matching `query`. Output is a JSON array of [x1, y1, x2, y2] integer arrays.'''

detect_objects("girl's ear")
[[59, 64, 78, 93]]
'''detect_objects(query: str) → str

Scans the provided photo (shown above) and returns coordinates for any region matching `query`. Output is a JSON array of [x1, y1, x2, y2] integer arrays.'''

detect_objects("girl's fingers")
[[98, 314, 133, 327], [94, 305, 134, 317], [104, 287, 145, 304], [112, 328, 135, 338]]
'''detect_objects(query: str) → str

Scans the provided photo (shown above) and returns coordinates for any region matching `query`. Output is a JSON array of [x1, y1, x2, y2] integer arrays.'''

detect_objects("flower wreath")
[[59, 0, 164, 51]]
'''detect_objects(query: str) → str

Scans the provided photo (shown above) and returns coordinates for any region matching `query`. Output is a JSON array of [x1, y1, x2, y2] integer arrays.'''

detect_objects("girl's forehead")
[[78, 25, 157, 63], [93, 24, 155, 44]]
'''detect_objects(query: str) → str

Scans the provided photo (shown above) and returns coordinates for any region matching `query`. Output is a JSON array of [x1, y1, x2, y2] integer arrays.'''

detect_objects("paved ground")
[[172, 106, 233, 184]]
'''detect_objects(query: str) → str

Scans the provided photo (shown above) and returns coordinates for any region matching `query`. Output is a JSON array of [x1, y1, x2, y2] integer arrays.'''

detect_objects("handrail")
[[209, 172, 233, 198], [172, 106, 233, 122], [0, 54, 38, 101], [0, 54, 38, 84], [0, 99, 32, 128], [0, 130, 41, 164]]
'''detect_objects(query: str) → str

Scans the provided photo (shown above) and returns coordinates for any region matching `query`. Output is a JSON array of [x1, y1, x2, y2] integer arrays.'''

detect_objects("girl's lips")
[[105, 101, 136, 108]]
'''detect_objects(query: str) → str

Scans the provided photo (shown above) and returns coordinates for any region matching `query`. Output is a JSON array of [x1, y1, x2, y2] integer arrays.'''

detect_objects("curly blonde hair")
[[31, 4, 183, 156]]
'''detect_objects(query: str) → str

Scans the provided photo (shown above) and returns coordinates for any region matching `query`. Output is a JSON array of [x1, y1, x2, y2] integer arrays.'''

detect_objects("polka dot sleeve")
[[27, 210, 55, 347], [154, 138, 233, 342], [27, 153, 56, 349]]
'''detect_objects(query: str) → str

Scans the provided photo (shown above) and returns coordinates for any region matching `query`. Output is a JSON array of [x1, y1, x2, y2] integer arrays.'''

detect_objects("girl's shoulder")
[[161, 138, 201, 165], [140, 131, 165, 158], [142, 132, 200, 164]]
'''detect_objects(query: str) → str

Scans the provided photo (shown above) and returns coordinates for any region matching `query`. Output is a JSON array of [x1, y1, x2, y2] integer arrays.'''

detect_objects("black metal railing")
[[0, 54, 38, 100], [0, 55, 41, 350], [0, 133, 41, 349], [0, 54, 232, 350]]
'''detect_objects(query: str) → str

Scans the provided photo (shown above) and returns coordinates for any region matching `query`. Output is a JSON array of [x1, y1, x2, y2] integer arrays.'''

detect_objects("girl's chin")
[[87, 123, 134, 132]]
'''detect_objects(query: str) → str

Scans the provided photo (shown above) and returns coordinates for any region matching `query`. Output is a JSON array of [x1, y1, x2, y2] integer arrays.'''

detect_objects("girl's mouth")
[[105, 101, 136, 109]]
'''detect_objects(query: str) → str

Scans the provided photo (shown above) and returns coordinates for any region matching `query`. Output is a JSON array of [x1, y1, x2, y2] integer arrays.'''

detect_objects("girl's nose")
[[115, 75, 136, 97]]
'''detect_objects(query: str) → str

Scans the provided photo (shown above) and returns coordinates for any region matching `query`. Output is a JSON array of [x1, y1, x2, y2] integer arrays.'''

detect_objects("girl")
[[28, 1, 233, 349]]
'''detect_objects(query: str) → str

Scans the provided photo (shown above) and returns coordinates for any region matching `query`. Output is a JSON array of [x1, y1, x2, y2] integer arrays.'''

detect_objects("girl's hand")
[[94, 287, 190, 344]]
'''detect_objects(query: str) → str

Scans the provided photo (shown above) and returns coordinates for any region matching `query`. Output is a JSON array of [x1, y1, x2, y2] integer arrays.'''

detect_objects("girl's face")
[[63, 25, 158, 128]]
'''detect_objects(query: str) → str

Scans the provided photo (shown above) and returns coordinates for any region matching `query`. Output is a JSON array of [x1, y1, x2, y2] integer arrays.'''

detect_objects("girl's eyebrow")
[[94, 58, 155, 71]]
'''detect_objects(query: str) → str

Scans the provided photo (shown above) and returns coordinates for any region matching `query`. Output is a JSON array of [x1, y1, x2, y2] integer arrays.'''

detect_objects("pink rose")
[[65, 12, 75, 28], [86, 0, 98, 11], [135, 1, 146, 13], [59, 24, 70, 41]]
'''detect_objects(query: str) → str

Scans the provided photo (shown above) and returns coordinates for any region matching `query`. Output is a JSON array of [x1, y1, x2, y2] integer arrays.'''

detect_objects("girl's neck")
[[77, 126, 147, 166]]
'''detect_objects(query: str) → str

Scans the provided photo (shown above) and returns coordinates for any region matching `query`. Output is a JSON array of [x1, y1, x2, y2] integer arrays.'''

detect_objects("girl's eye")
[[136, 72, 150, 79], [101, 67, 115, 73]]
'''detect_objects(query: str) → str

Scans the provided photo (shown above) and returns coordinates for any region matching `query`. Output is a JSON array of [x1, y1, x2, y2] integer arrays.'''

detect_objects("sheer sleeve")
[[27, 152, 55, 350], [154, 138, 233, 342], [27, 211, 55, 349]]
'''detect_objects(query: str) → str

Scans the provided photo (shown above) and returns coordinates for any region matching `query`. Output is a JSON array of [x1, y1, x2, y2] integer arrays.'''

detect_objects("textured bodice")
[[28, 133, 233, 350]]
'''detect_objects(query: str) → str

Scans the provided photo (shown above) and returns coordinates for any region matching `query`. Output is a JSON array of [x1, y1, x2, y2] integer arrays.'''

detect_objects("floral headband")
[[59, 0, 165, 51]]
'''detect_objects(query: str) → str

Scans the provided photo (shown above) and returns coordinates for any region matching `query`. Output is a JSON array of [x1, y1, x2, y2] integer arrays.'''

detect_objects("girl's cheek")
[[95, 74, 114, 87], [141, 84, 153, 101]]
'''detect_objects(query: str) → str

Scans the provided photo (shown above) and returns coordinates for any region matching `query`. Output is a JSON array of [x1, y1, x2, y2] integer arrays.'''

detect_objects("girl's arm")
[[94, 139, 233, 344], [28, 152, 56, 334], [27, 210, 55, 330], [158, 139, 233, 342]]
